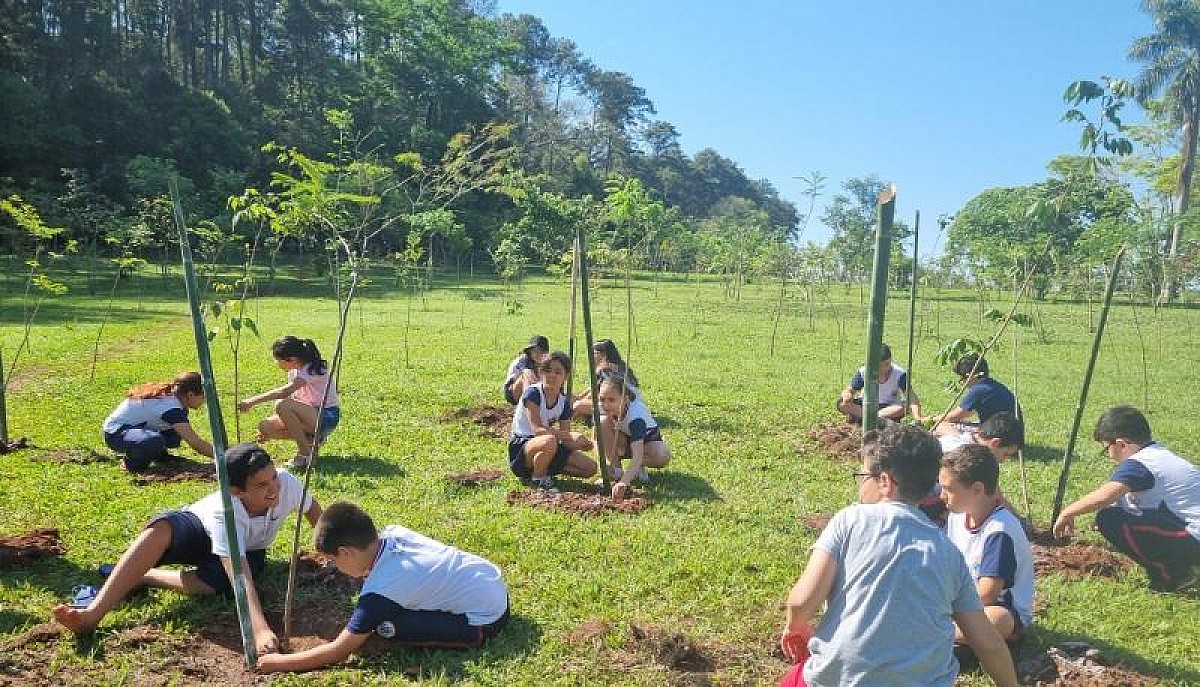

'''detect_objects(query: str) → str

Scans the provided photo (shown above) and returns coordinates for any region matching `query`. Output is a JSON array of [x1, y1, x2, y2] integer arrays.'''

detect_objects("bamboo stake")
[[0, 348, 8, 443], [577, 227, 610, 493], [169, 178, 257, 668], [565, 242, 579, 399], [905, 210, 919, 418], [1012, 315, 1033, 521], [862, 185, 896, 433], [1051, 246, 1127, 524]]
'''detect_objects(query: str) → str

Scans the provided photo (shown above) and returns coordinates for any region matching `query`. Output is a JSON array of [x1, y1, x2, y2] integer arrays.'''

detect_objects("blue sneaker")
[[98, 563, 115, 579], [69, 585, 98, 609]]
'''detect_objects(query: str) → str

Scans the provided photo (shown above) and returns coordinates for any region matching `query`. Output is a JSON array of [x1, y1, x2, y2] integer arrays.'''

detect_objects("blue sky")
[[495, 1, 1155, 257]]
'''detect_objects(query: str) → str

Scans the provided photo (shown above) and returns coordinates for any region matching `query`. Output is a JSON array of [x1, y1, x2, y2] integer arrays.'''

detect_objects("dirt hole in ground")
[[1016, 642, 1157, 686], [0, 528, 66, 568], [31, 446, 109, 464], [800, 514, 833, 533], [507, 489, 648, 516], [1028, 529, 1132, 580], [0, 437, 31, 454], [129, 456, 215, 486], [440, 405, 513, 439], [800, 424, 861, 462], [445, 468, 506, 487]]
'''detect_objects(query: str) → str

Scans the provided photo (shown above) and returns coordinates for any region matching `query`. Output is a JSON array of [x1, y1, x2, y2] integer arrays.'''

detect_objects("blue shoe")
[[69, 585, 98, 609], [97, 563, 115, 579]]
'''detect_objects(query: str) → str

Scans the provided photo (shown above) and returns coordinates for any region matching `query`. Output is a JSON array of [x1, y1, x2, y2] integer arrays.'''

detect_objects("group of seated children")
[[54, 443, 510, 674], [103, 336, 341, 473], [503, 335, 670, 500]]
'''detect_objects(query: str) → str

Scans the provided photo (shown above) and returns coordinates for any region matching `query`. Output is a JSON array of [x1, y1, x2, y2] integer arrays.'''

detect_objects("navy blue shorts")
[[364, 597, 510, 648], [148, 510, 265, 597], [507, 436, 571, 478], [316, 405, 341, 440]]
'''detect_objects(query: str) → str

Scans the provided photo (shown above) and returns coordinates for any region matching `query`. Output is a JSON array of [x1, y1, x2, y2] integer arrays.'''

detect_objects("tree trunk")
[[1164, 105, 1199, 301]]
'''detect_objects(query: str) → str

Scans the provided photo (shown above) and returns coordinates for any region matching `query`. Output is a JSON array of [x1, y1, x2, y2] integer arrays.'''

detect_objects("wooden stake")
[[577, 228, 610, 492], [905, 210, 919, 418], [862, 185, 896, 433]]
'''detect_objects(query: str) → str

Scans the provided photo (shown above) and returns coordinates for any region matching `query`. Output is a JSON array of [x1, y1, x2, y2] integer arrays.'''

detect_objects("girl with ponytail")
[[102, 371, 214, 471]]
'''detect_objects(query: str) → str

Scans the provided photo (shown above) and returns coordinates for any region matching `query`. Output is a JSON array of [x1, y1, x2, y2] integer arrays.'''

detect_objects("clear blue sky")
[[495, 0, 1155, 258]]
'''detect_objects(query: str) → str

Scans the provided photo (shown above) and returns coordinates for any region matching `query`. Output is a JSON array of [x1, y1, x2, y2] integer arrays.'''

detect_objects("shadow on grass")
[[649, 471, 719, 503], [313, 454, 405, 477], [1021, 444, 1071, 463], [0, 608, 40, 634], [653, 414, 680, 429]]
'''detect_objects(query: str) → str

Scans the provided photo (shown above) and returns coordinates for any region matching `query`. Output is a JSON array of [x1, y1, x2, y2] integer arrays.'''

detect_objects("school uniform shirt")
[[959, 378, 1016, 423], [290, 366, 339, 408], [347, 525, 508, 632], [102, 397, 188, 434], [946, 505, 1035, 627], [938, 430, 978, 454], [510, 383, 571, 438], [614, 399, 658, 441], [1110, 443, 1200, 541], [849, 364, 908, 406], [185, 469, 312, 557], [805, 501, 982, 687], [504, 355, 533, 385]]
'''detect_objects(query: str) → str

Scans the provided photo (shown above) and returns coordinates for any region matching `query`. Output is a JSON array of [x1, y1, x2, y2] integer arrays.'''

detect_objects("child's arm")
[[220, 556, 279, 655], [304, 500, 323, 528], [975, 576, 1006, 606], [1052, 481, 1129, 538], [905, 387, 923, 419], [237, 379, 305, 412], [172, 422, 214, 458], [779, 549, 837, 662], [954, 609, 1019, 687], [255, 628, 369, 673], [526, 400, 571, 442]]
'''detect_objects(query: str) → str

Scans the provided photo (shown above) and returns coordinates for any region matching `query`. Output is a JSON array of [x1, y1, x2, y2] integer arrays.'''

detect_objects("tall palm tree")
[[1130, 0, 1200, 300]]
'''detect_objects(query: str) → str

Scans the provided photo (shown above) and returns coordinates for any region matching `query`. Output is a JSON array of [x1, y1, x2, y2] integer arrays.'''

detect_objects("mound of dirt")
[[565, 619, 612, 647], [32, 446, 109, 464], [0, 437, 30, 454], [1028, 529, 1132, 580], [445, 467, 507, 486], [800, 514, 833, 533], [440, 405, 513, 439], [507, 489, 648, 516], [802, 424, 861, 462], [0, 528, 66, 568], [130, 456, 215, 485], [1017, 642, 1156, 686], [293, 550, 360, 595]]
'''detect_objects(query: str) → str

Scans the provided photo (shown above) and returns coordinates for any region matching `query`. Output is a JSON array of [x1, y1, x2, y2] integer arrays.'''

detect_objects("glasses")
[[852, 471, 877, 485]]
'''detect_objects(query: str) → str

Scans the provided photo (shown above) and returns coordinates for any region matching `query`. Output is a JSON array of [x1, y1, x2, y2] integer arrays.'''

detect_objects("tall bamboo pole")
[[565, 242, 579, 399], [1012, 315, 1033, 520], [577, 227, 610, 492], [0, 348, 8, 443], [862, 186, 896, 433], [905, 210, 919, 418], [169, 179, 257, 667], [1051, 246, 1127, 524]]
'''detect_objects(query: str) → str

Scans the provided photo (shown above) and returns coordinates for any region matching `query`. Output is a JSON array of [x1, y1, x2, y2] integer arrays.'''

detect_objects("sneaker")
[[97, 563, 115, 580], [531, 477, 560, 494], [1151, 567, 1200, 593], [636, 467, 651, 483], [69, 585, 98, 609]]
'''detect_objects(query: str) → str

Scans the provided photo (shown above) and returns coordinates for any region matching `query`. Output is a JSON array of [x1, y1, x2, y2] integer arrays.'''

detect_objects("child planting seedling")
[[834, 343, 922, 426], [102, 371, 215, 472], [52, 443, 322, 655], [238, 336, 340, 469], [255, 501, 509, 673], [573, 338, 640, 420], [596, 376, 670, 503], [507, 351, 596, 493]]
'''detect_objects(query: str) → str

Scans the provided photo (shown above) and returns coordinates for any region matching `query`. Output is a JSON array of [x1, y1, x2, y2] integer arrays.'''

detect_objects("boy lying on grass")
[[940, 444, 1034, 647], [255, 502, 510, 673], [53, 443, 321, 655], [778, 424, 1018, 687]]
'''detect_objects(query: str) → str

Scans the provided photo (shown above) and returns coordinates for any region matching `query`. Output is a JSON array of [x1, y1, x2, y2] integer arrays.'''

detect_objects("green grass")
[[2, 264, 1199, 685]]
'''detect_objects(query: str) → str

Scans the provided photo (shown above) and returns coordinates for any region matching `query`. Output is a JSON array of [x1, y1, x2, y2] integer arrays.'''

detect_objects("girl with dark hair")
[[102, 371, 214, 472], [238, 336, 340, 468], [572, 338, 640, 419], [508, 352, 597, 493], [502, 335, 549, 405], [596, 377, 670, 503]]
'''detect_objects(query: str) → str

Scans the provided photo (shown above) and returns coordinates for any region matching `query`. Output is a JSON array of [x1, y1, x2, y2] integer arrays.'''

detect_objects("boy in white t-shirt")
[[53, 443, 322, 655], [940, 444, 1034, 645], [256, 502, 510, 674]]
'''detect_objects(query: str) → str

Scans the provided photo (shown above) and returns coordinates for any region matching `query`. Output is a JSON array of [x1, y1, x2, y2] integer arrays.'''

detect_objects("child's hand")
[[236, 400, 253, 413], [779, 622, 812, 663], [611, 482, 629, 503], [1052, 513, 1075, 540], [255, 628, 280, 655], [254, 653, 285, 673]]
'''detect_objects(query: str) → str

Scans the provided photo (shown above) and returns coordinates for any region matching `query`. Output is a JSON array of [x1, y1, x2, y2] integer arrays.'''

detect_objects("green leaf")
[[244, 318, 260, 337], [230, 317, 242, 331]]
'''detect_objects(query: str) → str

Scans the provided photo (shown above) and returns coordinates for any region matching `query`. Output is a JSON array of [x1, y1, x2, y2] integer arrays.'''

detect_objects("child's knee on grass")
[[565, 451, 597, 478]]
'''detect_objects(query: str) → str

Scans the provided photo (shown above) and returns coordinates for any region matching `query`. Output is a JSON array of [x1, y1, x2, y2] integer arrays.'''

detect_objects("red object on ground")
[[778, 660, 809, 687]]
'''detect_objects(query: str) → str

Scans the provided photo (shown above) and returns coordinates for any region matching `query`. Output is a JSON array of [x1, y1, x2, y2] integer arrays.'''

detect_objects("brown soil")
[[31, 446, 108, 464], [440, 405, 513, 439], [564, 618, 612, 647], [445, 467, 507, 486], [129, 456, 215, 486], [507, 489, 648, 516], [801, 423, 861, 462], [1028, 529, 1132, 580], [0, 437, 30, 455], [1017, 643, 1157, 686], [0, 528, 66, 568], [3, 364, 49, 393], [800, 514, 833, 533]]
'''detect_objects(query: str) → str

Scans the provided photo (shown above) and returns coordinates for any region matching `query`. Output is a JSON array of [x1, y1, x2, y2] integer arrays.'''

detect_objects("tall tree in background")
[[1130, 0, 1200, 300]]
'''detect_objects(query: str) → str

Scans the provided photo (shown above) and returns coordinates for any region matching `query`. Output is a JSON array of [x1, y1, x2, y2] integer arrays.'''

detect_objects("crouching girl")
[[597, 377, 671, 502]]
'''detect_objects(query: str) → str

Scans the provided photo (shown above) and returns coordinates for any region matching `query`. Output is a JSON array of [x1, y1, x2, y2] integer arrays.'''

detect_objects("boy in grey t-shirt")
[[779, 425, 1018, 687]]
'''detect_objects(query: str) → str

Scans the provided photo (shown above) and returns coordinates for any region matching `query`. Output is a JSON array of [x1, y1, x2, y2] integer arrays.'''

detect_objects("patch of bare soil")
[[31, 446, 108, 464], [0, 437, 30, 455], [440, 405, 513, 439], [800, 423, 861, 462], [3, 364, 49, 393], [565, 619, 612, 647], [800, 514, 833, 533], [0, 528, 66, 568], [1017, 642, 1157, 686], [507, 489, 648, 516], [129, 456, 215, 486], [445, 467, 506, 486], [1029, 529, 1132, 580]]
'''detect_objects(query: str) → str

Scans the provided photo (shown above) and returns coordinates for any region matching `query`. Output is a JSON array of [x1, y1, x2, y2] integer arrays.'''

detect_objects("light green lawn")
[[1, 263, 1198, 685]]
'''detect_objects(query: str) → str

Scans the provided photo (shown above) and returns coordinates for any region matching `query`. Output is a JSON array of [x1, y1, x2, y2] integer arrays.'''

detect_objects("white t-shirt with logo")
[[186, 469, 312, 556]]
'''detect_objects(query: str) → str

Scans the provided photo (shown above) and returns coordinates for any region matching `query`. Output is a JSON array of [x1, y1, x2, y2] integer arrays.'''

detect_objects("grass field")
[[1, 261, 1199, 685]]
